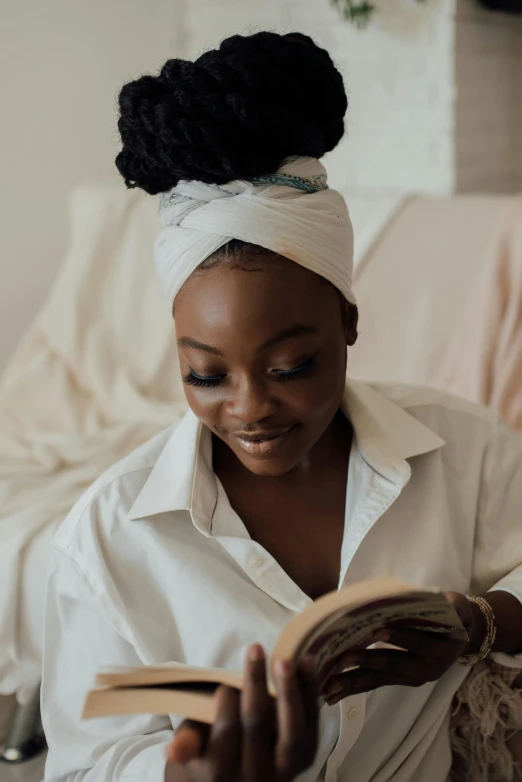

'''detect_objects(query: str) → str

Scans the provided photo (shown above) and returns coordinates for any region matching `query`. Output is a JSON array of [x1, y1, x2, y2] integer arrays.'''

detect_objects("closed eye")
[[183, 353, 318, 389], [183, 370, 224, 388], [273, 354, 318, 382]]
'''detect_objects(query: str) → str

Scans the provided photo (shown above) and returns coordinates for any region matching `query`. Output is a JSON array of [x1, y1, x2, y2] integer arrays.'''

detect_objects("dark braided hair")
[[115, 32, 348, 195]]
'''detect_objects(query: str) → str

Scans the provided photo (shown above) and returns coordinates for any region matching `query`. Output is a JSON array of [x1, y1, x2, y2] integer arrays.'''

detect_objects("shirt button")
[[347, 707, 358, 720], [249, 554, 263, 568]]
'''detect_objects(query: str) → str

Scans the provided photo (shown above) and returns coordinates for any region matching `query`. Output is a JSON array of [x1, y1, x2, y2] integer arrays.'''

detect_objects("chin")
[[236, 451, 303, 478], [224, 426, 306, 477]]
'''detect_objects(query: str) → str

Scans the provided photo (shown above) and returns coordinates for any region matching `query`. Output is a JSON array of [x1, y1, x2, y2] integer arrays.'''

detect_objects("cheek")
[[183, 388, 221, 428], [290, 348, 347, 414], [292, 375, 345, 421]]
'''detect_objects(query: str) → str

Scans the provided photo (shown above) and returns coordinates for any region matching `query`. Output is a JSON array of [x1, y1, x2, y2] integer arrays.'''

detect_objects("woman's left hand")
[[323, 592, 484, 706]]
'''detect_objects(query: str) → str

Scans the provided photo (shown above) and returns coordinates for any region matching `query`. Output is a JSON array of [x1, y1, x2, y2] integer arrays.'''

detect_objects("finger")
[[165, 762, 193, 782], [241, 644, 276, 782], [185, 759, 215, 782], [166, 759, 213, 782], [325, 665, 419, 699], [207, 686, 242, 782], [274, 660, 308, 780], [325, 649, 444, 696], [385, 626, 467, 658], [333, 626, 464, 667], [298, 656, 320, 765], [325, 668, 423, 704], [168, 721, 211, 764]]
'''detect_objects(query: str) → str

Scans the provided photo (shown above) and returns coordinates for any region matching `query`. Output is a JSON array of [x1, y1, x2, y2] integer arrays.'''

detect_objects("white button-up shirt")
[[42, 381, 522, 782]]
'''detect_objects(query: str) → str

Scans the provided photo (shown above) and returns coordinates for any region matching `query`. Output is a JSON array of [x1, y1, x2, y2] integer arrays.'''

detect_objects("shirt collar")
[[342, 380, 445, 483], [128, 409, 217, 534], [128, 380, 445, 527]]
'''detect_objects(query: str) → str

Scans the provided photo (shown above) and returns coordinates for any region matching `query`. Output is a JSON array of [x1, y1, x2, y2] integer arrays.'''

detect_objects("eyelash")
[[183, 355, 318, 389], [274, 355, 317, 383], [183, 373, 224, 389]]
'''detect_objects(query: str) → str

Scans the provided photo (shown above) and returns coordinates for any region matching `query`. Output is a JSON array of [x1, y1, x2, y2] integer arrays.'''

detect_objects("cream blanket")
[[0, 185, 186, 698]]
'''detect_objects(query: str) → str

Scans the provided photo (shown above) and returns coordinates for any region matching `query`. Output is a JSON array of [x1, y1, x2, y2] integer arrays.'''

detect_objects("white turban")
[[154, 156, 355, 306]]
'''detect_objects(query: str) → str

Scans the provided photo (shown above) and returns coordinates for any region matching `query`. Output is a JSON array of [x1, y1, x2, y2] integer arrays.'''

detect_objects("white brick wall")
[[455, 0, 522, 192], [178, 0, 522, 195]]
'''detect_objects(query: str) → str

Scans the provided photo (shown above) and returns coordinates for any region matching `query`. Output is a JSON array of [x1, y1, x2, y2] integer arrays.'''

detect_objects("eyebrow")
[[177, 337, 222, 356], [177, 324, 317, 356]]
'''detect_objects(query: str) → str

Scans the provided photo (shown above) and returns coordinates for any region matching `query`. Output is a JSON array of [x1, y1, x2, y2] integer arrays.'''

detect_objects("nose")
[[226, 375, 279, 427]]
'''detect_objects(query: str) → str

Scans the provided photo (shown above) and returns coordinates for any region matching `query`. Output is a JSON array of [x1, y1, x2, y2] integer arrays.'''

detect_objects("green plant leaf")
[[330, 0, 426, 26], [330, 0, 376, 26]]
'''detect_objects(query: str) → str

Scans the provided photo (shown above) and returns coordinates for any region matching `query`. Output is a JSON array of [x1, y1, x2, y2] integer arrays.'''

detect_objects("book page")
[[95, 664, 243, 690]]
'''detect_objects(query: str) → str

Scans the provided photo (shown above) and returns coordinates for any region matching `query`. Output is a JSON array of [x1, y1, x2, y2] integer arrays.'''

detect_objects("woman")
[[41, 32, 522, 782]]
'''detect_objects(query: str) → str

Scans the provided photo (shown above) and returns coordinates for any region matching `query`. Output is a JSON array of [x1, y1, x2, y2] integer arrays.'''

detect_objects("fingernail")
[[324, 683, 344, 698], [327, 693, 343, 706], [276, 659, 293, 678], [339, 655, 356, 667], [247, 644, 265, 662]]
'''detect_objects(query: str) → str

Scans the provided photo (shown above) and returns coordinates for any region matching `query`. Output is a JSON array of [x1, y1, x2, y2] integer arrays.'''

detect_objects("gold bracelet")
[[457, 595, 497, 667]]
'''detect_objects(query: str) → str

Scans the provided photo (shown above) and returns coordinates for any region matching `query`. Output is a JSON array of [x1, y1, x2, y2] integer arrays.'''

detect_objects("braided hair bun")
[[115, 32, 347, 195]]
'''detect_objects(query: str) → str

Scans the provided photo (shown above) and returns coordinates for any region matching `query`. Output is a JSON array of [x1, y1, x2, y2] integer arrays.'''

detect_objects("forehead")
[[174, 257, 340, 343]]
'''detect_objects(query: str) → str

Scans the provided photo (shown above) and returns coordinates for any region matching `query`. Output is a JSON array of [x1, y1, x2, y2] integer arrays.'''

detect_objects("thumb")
[[167, 721, 210, 765]]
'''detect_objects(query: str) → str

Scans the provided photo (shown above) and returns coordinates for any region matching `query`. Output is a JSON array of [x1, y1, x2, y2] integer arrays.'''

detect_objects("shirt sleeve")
[[472, 417, 522, 668], [42, 545, 174, 782]]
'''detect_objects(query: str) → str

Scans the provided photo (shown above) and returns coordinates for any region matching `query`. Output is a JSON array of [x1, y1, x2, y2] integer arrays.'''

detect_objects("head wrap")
[[154, 156, 355, 306]]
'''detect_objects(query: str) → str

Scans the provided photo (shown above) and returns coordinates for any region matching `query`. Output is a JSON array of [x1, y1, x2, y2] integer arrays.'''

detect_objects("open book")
[[83, 577, 466, 724]]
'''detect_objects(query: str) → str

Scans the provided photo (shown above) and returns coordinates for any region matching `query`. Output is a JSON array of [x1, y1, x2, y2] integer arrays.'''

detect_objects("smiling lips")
[[232, 425, 296, 456]]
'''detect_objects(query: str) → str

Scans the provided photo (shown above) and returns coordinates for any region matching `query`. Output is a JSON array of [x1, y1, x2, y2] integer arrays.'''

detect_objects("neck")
[[298, 410, 352, 477]]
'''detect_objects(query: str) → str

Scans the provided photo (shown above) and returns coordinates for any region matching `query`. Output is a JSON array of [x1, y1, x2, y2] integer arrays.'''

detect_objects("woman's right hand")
[[165, 644, 319, 782]]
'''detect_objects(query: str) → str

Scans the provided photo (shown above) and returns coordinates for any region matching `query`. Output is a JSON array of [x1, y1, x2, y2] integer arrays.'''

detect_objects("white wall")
[[0, 0, 186, 371], [455, 0, 522, 192]]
